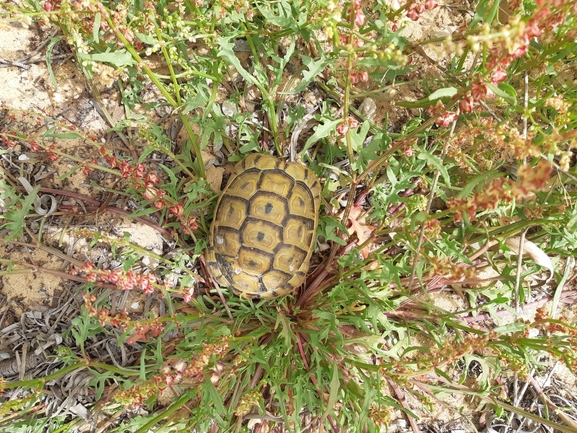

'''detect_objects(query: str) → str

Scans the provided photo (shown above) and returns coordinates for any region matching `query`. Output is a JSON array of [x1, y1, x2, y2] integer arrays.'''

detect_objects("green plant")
[[1, 0, 577, 432]]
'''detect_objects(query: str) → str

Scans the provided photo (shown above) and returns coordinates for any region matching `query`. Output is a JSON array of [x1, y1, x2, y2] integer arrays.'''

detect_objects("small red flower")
[[120, 160, 132, 178], [471, 81, 488, 100], [436, 111, 458, 127], [169, 203, 185, 218], [147, 171, 160, 184], [185, 216, 199, 231], [143, 185, 158, 201], [355, 10, 366, 26], [135, 163, 146, 179], [459, 96, 475, 113], [491, 67, 507, 84]]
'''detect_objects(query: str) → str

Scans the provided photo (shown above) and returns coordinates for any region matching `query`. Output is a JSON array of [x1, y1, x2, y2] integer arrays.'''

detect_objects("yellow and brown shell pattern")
[[205, 154, 321, 299]]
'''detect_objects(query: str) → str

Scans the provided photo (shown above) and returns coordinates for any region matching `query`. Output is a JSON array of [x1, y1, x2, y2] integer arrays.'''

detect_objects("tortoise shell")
[[205, 154, 321, 299]]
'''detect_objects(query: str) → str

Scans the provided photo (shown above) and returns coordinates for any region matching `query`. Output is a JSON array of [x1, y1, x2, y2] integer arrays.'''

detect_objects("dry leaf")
[[342, 204, 375, 259], [200, 150, 217, 166], [505, 236, 554, 279], [206, 165, 224, 193]]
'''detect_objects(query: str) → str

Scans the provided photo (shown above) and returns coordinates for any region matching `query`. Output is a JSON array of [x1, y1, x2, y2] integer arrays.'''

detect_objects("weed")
[[1, 0, 577, 432]]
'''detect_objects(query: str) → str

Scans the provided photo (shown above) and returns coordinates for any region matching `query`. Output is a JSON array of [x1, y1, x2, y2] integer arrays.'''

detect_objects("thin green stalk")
[[243, 28, 281, 154], [0, 361, 140, 391], [107, 18, 204, 178]]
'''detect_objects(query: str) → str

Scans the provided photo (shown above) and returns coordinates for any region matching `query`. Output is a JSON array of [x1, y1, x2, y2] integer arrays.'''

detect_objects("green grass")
[[1, 0, 577, 432]]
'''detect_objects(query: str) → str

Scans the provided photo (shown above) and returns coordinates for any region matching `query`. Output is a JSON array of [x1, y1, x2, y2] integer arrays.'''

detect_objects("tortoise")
[[205, 154, 321, 299]]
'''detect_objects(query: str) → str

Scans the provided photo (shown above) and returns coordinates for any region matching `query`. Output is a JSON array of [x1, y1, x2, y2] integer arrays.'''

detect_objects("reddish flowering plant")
[[83, 293, 131, 330], [183, 215, 199, 233], [99, 146, 119, 169], [350, 72, 369, 84], [125, 320, 166, 344], [46, 144, 59, 161], [447, 161, 552, 223], [459, 96, 475, 114], [83, 293, 166, 343], [114, 379, 159, 407], [337, 116, 360, 136], [422, 219, 441, 242], [169, 203, 185, 218], [459, 0, 574, 116], [114, 338, 230, 407], [0, 130, 61, 161], [98, 147, 180, 215], [143, 184, 161, 201], [82, 160, 98, 175], [514, 160, 552, 197], [490, 67, 508, 85], [427, 256, 477, 282], [0, 133, 16, 147], [120, 160, 135, 178], [406, 0, 438, 21], [349, 0, 365, 29], [435, 111, 458, 127], [182, 285, 196, 303], [73, 262, 158, 293]]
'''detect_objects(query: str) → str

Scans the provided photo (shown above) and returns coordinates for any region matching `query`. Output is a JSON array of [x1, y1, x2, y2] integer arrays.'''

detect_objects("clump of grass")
[[1, 0, 577, 432]]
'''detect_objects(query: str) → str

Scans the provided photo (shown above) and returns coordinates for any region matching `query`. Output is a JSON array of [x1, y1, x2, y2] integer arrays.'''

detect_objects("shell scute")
[[217, 196, 248, 230], [241, 218, 283, 254], [258, 171, 295, 197], [206, 154, 321, 299], [248, 192, 288, 225], [226, 171, 260, 198]]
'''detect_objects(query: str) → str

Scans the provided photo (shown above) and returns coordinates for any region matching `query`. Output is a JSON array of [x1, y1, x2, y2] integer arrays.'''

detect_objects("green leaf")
[[79, 49, 135, 67], [471, 0, 500, 27], [487, 82, 517, 105], [1, 184, 39, 241], [291, 54, 332, 93], [457, 171, 502, 199], [410, 211, 428, 234], [45, 36, 62, 87], [135, 32, 157, 45], [43, 131, 84, 140], [93, 12, 101, 43], [494, 322, 528, 334], [271, 38, 296, 87], [322, 365, 340, 421], [302, 117, 340, 155], [203, 380, 226, 414], [349, 121, 373, 172], [428, 87, 458, 100], [397, 87, 458, 108], [217, 37, 257, 86], [417, 150, 451, 188], [127, 207, 159, 218], [256, 1, 295, 29], [497, 82, 517, 100], [276, 312, 293, 347], [360, 131, 389, 162], [319, 215, 347, 246], [350, 121, 371, 153]]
